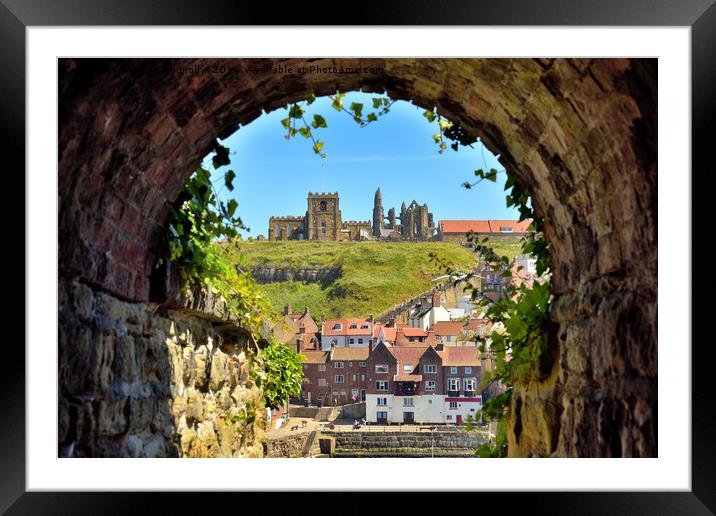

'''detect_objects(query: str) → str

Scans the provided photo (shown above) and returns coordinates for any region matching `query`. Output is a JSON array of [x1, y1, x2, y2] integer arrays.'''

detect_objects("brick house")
[[438, 347, 483, 425], [273, 305, 320, 352], [366, 342, 476, 425], [299, 347, 369, 406]]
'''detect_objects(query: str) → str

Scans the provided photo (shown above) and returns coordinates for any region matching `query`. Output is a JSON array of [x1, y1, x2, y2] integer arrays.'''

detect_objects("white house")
[[320, 318, 373, 350], [408, 291, 451, 331]]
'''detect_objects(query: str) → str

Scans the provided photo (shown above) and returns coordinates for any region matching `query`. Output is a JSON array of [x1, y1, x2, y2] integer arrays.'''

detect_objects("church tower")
[[372, 187, 384, 237]]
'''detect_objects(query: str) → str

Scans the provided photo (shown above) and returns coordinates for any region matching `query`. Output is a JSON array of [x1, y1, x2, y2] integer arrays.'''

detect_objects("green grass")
[[229, 239, 523, 322]]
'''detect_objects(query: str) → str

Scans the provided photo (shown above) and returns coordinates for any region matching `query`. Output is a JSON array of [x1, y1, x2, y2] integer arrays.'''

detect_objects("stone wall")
[[58, 279, 266, 458], [339, 402, 366, 420], [250, 265, 342, 284], [326, 429, 488, 455], [266, 430, 320, 458]]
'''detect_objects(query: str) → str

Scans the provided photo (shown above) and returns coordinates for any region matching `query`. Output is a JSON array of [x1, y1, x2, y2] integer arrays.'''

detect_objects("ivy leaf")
[[288, 104, 304, 119], [383, 98, 390, 106], [223, 199, 236, 217], [224, 170, 236, 191], [298, 127, 312, 138], [350, 102, 363, 117], [439, 118, 453, 131], [306, 93, 316, 105], [311, 114, 328, 129], [423, 110, 436, 123], [280, 117, 291, 129], [485, 169, 498, 182], [212, 143, 231, 168], [372, 98, 382, 109], [312, 141, 324, 154], [367, 113, 378, 122], [432, 134, 442, 143]]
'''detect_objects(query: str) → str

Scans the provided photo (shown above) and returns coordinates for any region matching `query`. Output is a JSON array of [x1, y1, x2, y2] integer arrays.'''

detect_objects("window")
[[361, 374, 365, 381], [464, 378, 477, 391], [335, 375, 344, 383], [318, 365, 326, 372], [358, 338, 363, 344], [375, 364, 389, 373], [449, 401, 458, 410], [349, 338, 355, 344], [333, 323, 342, 330], [334, 362, 344, 369], [376, 411, 388, 420], [423, 364, 437, 374], [450, 367, 458, 374], [500, 227, 513, 232], [359, 362, 366, 367], [361, 323, 370, 329], [377, 397, 387, 406], [350, 323, 358, 329], [352, 374, 357, 381], [320, 200, 327, 211], [448, 378, 460, 391], [403, 398, 414, 407], [425, 380, 436, 391], [376, 381, 389, 391], [446, 414, 452, 420], [349, 362, 353, 367], [352, 389, 359, 398], [321, 221, 326, 234], [465, 367, 472, 374], [403, 364, 412, 373], [446, 336, 453, 342], [318, 379, 327, 386]]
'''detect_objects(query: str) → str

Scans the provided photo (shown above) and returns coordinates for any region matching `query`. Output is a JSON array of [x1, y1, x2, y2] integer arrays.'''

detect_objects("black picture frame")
[[3, 0, 712, 513]]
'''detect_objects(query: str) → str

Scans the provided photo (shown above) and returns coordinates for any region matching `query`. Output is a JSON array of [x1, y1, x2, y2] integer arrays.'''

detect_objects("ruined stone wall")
[[266, 430, 320, 458], [250, 265, 342, 284], [58, 279, 266, 458]]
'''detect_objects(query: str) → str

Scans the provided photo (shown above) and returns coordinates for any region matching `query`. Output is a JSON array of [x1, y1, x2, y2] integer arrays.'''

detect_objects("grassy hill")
[[228, 239, 523, 323]]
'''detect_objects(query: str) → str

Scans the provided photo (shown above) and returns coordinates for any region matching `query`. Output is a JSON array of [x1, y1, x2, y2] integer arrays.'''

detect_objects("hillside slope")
[[231, 241, 479, 322]]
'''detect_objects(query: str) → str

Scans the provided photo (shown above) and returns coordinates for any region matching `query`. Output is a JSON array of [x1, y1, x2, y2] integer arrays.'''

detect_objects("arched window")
[[321, 221, 327, 234], [320, 200, 327, 211]]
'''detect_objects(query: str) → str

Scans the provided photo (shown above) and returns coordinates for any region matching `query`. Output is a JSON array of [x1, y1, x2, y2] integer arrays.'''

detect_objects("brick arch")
[[58, 58, 657, 457]]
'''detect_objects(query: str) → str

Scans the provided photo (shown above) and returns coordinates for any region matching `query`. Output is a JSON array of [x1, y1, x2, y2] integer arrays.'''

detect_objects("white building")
[[408, 291, 451, 331], [320, 318, 373, 350]]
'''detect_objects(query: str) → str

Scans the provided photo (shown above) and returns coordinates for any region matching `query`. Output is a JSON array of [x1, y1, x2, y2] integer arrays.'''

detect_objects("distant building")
[[320, 317, 374, 350], [408, 291, 451, 330], [365, 342, 482, 424], [438, 219, 532, 243], [272, 305, 320, 351], [268, 192, 371, 241], [299, 347, 369, 406], [373, 187, 436, 241]]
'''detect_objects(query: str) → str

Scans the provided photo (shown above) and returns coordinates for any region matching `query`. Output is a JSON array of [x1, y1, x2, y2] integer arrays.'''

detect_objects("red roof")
[[322, 318, 373, 336], [438, 347, 481, 366], [401, 328, 428, 337], [387, 346, 431, 373], [439, 219, 532, 234], [430, 321, 467, 336]]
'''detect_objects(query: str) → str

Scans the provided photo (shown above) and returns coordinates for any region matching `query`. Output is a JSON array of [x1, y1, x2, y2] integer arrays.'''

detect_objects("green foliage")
[[251, 341, 305, 410], [281, 91, 394, 158], [162, 140, 305, 425]]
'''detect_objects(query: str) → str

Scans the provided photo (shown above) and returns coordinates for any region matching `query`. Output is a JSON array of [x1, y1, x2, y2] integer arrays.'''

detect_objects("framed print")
[[3, 0, 713, 513]]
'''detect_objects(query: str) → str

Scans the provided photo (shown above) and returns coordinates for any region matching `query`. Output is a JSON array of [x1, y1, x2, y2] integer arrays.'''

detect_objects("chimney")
[[284, 304, 292, 316], [432, 291, 441, 308], [388, 317, 396, 327]]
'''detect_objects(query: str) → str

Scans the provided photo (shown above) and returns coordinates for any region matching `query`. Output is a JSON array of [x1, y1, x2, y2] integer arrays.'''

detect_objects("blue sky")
[[206, 92, 519, 238]]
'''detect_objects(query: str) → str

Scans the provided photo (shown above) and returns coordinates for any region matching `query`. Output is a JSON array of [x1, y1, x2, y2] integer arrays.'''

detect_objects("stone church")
[[268, 192, 371, 241], [268, 188, 435, 241]]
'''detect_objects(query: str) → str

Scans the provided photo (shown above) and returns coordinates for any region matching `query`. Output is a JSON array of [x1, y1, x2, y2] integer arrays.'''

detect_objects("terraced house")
[[365, 342, 482, 425], [299, 347, 369, 406]]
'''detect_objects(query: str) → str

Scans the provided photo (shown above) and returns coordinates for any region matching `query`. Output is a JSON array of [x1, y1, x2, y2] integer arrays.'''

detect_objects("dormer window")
[[361, 324, 369, 329], [500, 227, 513, 232], [349, 324, 358, 329], [333, 323, 342, 330]]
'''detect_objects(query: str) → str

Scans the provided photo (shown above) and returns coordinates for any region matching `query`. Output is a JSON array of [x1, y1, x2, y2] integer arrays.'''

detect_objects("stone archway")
[[58, 58, 657, 457]]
